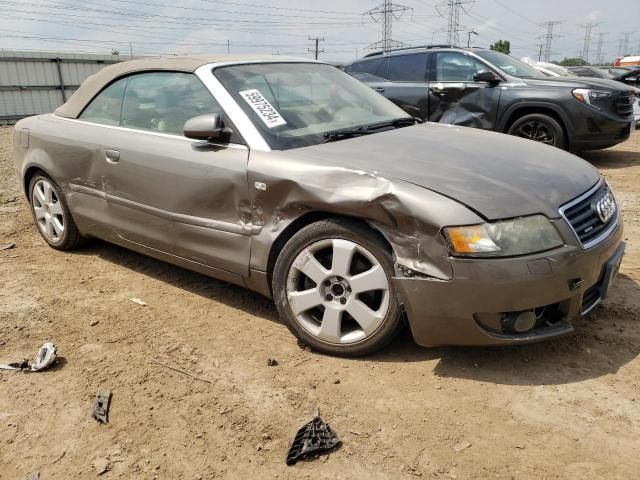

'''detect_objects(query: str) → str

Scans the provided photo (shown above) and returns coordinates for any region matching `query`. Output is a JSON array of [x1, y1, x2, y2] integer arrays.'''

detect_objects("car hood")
[[285, 123, 600, 220], [522, 76, 633, 92]]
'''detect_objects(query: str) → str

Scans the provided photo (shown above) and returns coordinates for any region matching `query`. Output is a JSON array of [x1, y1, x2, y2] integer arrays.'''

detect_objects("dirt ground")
[[1, 126, 639, 480]]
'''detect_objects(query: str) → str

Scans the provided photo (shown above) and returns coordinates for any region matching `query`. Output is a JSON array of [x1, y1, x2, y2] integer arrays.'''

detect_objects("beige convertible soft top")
[[55, 54, 306, 118]]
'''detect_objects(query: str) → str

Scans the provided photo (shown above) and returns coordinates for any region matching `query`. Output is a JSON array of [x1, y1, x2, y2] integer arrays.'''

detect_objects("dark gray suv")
[[345, 45, 636, 151]]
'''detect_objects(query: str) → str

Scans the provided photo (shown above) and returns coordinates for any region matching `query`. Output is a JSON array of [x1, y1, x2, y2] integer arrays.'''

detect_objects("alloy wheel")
[[286, 238, 390, 344], [514, 120, 556, 145], [32, 179, 65, 243]]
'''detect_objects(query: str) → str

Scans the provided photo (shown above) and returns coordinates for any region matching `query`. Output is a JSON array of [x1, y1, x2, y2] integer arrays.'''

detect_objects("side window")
[[388, 54, 427, 82], [351, 58, 389, 79], [121, 72, 222, 135], [79, 78, 127, 126], [435, 52, 491, 82]]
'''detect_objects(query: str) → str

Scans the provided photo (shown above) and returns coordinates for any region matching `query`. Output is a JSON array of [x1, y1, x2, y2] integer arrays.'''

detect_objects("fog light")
[[502, 310, 537, 333]]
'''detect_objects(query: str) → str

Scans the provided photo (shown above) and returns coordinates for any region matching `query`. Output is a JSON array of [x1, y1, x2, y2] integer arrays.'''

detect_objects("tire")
[[28, 173, 83, 250], [273, 218, 402, 356], [507, 113, 566, 150]]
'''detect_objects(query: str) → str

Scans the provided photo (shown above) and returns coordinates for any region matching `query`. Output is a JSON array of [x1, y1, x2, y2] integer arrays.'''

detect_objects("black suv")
[[345, 45, 636, 151]]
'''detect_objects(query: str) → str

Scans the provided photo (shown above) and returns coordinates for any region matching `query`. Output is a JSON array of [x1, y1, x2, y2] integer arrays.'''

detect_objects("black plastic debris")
[[92, 389, 112, 424], [0, 342, 57, 372], [267, 358, 279, 366], [286, 414, 341, 465]]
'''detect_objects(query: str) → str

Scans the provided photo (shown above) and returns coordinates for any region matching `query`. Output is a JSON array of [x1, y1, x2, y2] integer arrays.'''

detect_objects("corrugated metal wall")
[[0, 51, 124, 125]]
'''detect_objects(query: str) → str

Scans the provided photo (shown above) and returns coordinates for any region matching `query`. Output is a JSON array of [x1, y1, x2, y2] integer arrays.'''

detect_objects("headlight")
[[443, 215, 563, 257], [572, 88, 612, 108]]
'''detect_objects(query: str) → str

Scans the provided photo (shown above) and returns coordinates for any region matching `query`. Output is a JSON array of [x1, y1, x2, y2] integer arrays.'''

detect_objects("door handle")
[[374, 87, 385, 93], [105, 149, 120, 164]]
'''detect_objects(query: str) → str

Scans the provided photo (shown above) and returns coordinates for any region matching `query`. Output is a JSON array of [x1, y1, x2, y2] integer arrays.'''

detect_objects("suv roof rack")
[[363, 44, 459, 58]]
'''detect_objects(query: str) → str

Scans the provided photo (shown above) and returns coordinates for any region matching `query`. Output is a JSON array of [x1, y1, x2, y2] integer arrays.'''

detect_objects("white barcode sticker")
[[239, 89, 287, 128]]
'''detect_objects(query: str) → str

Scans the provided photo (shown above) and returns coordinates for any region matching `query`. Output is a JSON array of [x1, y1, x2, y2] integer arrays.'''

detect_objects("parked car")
[[345, 45, 636, 151], [573, 67, 640, 128], [13, 56, 624, 355]]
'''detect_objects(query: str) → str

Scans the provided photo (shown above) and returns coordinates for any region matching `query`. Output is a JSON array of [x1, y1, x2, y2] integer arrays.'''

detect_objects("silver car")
[[13, 55, 624, 356]]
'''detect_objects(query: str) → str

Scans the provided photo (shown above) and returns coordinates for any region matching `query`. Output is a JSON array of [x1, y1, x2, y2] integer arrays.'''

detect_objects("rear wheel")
[[273, 219, 402, 356], [507, 113, 566, 149], [29, 174, 83, 250]]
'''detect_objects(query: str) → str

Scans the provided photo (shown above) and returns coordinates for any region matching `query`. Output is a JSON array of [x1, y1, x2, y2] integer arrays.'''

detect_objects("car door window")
[[121, 72, 223, 135], [435, 52, 489, 82], [350, 58, 389, 80], [79, 78, 127, 126], [388, 54, 427, 82]]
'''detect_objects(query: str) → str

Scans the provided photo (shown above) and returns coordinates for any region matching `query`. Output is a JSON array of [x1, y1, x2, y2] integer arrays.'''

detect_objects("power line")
[[308, 36, 325, 60], [436, 0, 474, 46], [363, 0, 413, 52], [539, 20, 562, 62]]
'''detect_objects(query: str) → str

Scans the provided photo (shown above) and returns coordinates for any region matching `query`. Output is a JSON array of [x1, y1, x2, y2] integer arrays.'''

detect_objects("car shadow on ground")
[[76, 241, 640, 387], [579, 143, 640, 169]]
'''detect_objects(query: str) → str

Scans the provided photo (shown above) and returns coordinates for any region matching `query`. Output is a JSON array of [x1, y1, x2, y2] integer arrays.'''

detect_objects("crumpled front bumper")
[[393, 219, 624, 347]]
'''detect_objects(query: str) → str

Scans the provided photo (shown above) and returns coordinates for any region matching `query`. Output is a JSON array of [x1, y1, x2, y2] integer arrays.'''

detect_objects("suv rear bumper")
[[393, 219, 624, 347]]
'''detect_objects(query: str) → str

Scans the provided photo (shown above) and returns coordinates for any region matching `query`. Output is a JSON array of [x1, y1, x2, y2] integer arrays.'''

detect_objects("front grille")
[[560, 182, 618, 248], [615, 92, 634, 117]]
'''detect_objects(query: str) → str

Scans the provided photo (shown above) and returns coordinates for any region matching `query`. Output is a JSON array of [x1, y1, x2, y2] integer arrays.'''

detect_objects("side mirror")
[[183, 114, 227, 141], [473, 70, 500, 83]]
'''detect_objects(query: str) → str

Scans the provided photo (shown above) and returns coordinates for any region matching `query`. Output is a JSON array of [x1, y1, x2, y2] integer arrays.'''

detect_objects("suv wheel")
[[273, 219, 402, 356], [29, 174, 83, 250], [507, 113, 566, 149]]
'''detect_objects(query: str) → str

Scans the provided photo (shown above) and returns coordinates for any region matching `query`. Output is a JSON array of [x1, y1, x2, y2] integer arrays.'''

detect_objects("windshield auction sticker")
[[239, 89, 287, 128]]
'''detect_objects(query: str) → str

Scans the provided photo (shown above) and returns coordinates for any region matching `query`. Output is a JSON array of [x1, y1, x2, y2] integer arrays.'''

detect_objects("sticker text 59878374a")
[[239, 89, 287, 128]]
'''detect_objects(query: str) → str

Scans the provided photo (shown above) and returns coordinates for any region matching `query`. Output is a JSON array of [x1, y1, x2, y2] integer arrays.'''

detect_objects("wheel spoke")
[[347, 299, 383, 335], [44, 182, 53, 203], [349, 264, 388, 294], [293, 248, 329, 285], [45, 217, 54, 238], [51, 217, 64, 236], [288, 288, 324, 315], [34, 206, 46, 220], [49, 201, 63, 216], [34, 184, 46, 205], [331, 239, 356, 277], [317, 306, 342, 342]]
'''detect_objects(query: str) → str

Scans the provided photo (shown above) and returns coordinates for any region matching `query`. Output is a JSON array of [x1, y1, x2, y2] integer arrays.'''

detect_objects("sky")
[[1, 0, 639, 63]]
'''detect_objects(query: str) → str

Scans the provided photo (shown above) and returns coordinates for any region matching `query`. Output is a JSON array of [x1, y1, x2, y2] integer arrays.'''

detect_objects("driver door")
[[428, 51, 501, 129]]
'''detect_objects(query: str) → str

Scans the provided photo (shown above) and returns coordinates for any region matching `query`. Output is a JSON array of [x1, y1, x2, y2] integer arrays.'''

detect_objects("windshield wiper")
[[322, 117, 421, 143]]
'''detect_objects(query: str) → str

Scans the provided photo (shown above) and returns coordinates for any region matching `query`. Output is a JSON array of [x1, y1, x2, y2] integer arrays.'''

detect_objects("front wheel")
[[507, 113, 566, 150], [273, 219, 402, 357]]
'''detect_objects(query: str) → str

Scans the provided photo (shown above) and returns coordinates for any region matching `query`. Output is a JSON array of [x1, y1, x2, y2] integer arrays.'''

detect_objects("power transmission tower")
[[436, 1, 474, 46], [579, 23, 599, 63], [594, 32, 607, 65], [363, 0, 412, 52], [539, 20, 562, 62], [308, 36, 325, 60], [618, 32, 632, 56]]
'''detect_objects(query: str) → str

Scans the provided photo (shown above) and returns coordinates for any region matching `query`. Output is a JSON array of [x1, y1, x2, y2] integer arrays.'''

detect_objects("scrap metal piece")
[[286, 415, 341, 465], [0, 342, 57, 372], [92, 389, 112, 424]]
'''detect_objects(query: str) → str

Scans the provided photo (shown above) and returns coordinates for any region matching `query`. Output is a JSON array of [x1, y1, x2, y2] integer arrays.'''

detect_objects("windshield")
[[475, 50, 546, 78], [214, 63, 411, 150]]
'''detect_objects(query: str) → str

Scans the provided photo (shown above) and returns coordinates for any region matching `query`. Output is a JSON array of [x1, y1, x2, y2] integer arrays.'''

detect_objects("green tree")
[[489, 40, 511, 55], [558, 57, 589, 66]]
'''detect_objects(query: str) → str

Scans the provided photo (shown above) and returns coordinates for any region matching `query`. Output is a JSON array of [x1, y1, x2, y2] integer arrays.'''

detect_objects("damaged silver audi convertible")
[[13, 55, 624, 356]]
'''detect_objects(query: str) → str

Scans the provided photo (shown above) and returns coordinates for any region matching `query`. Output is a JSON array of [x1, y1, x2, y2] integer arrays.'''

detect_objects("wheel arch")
[[23, 165, 52, 199], [500, 102, 572, 147], [265, 211, 394, 293]]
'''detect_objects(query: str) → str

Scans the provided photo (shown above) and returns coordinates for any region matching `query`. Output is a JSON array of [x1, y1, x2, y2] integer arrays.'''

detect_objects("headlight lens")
[[444, 215, 564, 257], [572, 88, 612, 107]]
